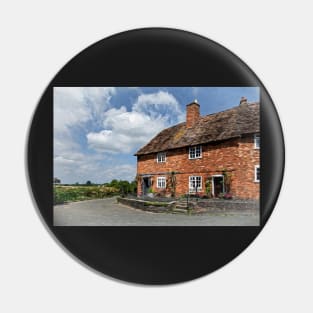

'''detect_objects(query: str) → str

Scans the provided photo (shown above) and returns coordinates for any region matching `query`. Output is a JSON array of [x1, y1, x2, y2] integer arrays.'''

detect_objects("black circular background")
[[27, 28, 284, 284]]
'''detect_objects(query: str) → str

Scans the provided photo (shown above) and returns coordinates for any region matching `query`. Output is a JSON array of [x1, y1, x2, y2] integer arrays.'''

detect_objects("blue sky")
[[54, 87, 259, 184]]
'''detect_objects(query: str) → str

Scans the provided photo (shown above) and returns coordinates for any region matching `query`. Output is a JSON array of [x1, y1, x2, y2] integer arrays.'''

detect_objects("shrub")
[[217, 192, 233, 200], [223, 193, 233, 200]]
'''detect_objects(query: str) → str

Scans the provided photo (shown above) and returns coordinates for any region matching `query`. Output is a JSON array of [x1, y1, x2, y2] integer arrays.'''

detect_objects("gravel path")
[[54, 197, 259, 226]]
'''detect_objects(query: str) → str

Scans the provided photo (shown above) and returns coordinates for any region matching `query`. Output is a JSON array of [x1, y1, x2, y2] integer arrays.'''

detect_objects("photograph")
[[53, 87, 260, 226]]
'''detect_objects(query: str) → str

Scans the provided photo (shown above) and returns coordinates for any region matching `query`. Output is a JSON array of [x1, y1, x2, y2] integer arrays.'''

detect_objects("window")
[[255, 165, 260, 182], [189, 176, 202, 192], [254, 134, 260, 149], [189, 145, 202, 159], [157, 177, 166, 189], [157, 152, 166, 163]]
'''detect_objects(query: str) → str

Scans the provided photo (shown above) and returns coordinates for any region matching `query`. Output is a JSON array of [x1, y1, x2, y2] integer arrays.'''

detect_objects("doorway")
[[212, 175, 224, 197], [142, 176, 151, 195]]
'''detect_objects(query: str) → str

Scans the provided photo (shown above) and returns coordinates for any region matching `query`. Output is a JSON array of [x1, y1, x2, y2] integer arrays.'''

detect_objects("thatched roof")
[[135, 102, 260, 156]]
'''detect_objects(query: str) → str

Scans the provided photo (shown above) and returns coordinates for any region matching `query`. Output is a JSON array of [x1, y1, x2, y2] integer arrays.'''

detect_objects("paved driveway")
[[54, 197, 259, 226]]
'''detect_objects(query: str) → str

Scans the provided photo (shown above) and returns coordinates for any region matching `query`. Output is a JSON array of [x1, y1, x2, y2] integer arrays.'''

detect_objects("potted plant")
[[223, 192, 233, 200], [147, 187, 154, 198]]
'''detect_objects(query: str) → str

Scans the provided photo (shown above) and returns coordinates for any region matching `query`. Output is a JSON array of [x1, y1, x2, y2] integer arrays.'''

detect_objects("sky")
[[54, 87, 259, 184]]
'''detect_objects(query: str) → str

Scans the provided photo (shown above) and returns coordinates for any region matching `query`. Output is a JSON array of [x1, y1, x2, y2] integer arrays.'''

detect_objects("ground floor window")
[[189, 176, 202, 192], [255, 165, 260, 182], [157, 176, 166, 188]]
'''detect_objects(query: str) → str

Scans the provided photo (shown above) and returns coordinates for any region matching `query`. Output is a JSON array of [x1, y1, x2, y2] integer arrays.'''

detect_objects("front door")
[[213, 176, 224, 197], [142, 177, 151, 195]]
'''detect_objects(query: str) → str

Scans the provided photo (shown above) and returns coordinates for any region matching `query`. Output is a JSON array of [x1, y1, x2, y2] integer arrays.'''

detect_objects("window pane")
[[189, 147, 195, 158], [157, 152, 166, 162], [189, 146, 201, 159], [189, 176, 202, 191], [195, 146, 201, 157], [157, 177, 166, 188]]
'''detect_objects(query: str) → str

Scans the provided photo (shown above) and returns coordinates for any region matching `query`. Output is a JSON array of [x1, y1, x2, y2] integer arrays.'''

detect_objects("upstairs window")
[[254, 134, 260, 149], [189, 145, 202, 159], [255, 165, 260, 182], [189, 176, 202, 192], [157, 152, 166, 163], [157, 177, 166, 189]]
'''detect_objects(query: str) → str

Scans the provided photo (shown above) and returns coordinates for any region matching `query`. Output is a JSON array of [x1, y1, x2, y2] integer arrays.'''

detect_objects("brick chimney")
[[186, 100, 200, 128]]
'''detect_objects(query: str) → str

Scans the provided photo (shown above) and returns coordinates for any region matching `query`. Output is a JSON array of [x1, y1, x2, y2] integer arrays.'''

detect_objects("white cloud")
[[53, 86, 116, 154], [87, 91, 183, 154], [100, 164, 136, 182], [54, 153, 136, 184], [87, 130, 131, 154], [133, 90, 184, 122], [54, 87, 116, 134], [54, 88, 183, 183], [54, 156, 76, 165], [54, 87, 117, 183], [87, 107, 167, 153]]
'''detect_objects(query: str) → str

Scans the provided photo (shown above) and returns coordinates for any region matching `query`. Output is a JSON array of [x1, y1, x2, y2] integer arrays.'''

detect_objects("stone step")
[[172, 208, 189, 213]]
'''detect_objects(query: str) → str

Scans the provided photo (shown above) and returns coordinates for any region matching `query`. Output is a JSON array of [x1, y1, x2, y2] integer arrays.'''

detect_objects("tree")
[[130, 180, 137, 194], [105, 179, 137, 194], [86, 180, 92, 185], [108, 179, 117, 187], [53, 177, 61, 184]]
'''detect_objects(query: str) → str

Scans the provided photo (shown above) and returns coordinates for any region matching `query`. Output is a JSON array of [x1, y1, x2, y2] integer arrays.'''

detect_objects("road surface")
[[54, 197, 259, 226]]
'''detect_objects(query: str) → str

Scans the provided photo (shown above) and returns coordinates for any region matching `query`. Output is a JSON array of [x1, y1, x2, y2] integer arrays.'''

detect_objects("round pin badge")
[[27, 28, 284, 284]]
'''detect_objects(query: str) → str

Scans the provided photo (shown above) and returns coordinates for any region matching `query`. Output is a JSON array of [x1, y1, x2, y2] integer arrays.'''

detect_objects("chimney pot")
[[240, 96, 248, 106]]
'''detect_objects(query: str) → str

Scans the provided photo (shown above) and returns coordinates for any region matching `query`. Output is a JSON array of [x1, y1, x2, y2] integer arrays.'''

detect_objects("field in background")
[[53, 185, 119, 204]]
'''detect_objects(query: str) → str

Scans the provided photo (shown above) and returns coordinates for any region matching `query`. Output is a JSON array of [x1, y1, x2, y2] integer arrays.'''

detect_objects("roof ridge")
[[201, 102, 260, 118], [135, 102, 260, 156]]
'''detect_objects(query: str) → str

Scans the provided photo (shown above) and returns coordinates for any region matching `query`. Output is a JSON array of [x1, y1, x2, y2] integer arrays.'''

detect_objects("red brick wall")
[[137, 135, 260, 199], [234, 136, 260, 199]]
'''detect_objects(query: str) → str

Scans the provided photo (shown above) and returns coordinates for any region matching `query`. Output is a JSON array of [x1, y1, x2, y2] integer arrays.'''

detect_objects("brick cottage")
[[135, 97, 260, 199]]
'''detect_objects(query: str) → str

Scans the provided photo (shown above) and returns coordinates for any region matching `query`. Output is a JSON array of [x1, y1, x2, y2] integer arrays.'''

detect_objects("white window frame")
[[157, 176, 166, 189], [211, 174, 225, 196], [189, 145, 202, 159], [254, 134, 260, 149], [255, 165, 260, 182], [156, 152, 166, 163], [189, 176, 202, 192]]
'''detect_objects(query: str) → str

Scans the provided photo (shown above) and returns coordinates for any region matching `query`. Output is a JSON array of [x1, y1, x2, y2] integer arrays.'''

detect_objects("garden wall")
[[117, 197, 175, 213], [196, 199, 259, 210]]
